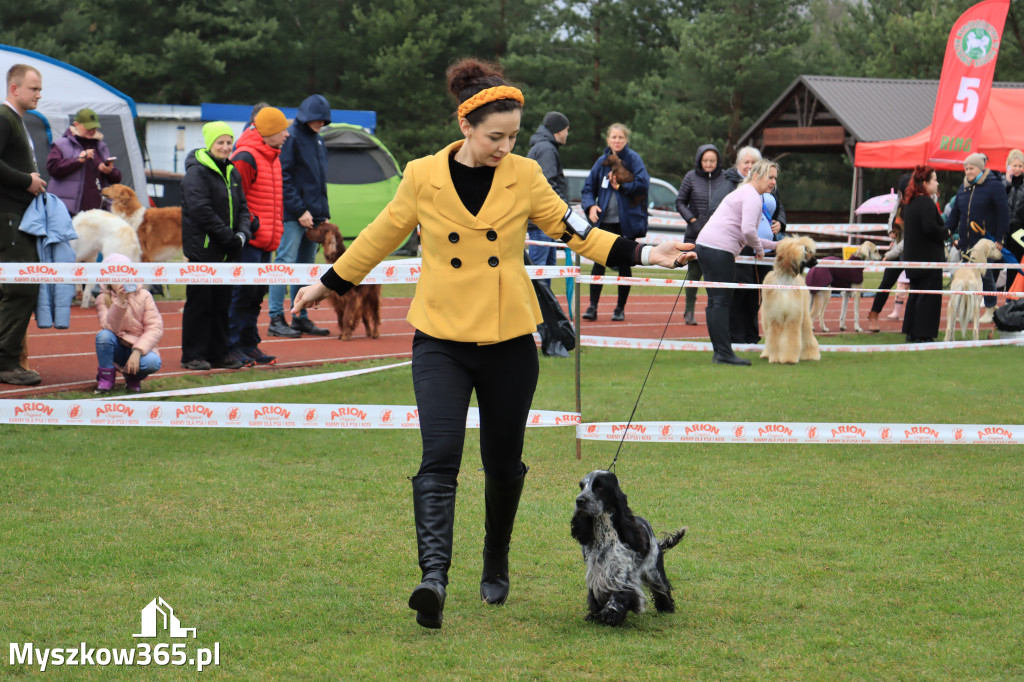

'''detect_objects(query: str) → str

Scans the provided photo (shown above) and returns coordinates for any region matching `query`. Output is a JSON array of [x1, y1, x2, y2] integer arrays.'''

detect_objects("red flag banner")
[[927, 0, 1010, 166]]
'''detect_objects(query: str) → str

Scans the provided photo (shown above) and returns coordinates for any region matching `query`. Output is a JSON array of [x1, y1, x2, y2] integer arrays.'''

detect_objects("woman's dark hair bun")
[[447, 58, 507, 103]]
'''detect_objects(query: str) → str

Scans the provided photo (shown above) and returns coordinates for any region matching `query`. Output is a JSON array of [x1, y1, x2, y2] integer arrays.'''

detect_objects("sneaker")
[[683, 311, 697, 326], [228, 349, 256, 368], [979, 308, 994, 324], [95, 366, 116, 393], [611, 307, 625, 321], [212, 355, 244, 370], [0, 367, 42, 385], [582, 306, 597, 321], [291, 315, 330, 336], [181, 359, 211, 371], [243, 347, 276, 365], [268, 314, 301, 338]]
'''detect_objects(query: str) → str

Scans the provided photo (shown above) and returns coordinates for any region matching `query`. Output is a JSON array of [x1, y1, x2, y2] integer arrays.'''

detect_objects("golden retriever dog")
[[70, 209, 142, 307], [760, 236, 820, 364], [304, 221, 381, 341], [944, 239, 1005, 341], [101, 184, 183, 263], [806, 241, 883, 333]]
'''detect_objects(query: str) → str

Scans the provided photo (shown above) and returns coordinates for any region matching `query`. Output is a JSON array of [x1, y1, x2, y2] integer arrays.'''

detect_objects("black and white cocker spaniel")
[[570, 470, 687, 626]]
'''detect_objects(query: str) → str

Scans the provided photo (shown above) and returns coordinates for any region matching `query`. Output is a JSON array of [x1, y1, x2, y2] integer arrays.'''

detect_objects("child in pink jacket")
[[94, 254, 164, 393]]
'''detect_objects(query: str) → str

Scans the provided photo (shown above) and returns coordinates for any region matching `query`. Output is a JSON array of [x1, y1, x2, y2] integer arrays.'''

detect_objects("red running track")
[[2, 293, 939, 399]]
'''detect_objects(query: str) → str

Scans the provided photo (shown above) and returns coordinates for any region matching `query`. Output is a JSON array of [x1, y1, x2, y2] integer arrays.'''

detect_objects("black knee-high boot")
[[408, 473, 458, 629], [480, 466, 527, 605]]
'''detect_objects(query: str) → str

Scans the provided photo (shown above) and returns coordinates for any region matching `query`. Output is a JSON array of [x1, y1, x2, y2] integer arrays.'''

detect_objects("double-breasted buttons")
[[448, 232, 459, 243], [486, 230, 497, 241], [488, 256, 499, 267], [451, 258, 462, 269]]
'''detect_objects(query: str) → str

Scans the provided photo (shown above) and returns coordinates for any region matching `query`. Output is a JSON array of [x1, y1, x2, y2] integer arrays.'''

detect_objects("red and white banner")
[[580, 335, 1023, 353], [927, 0, 1010, 166], [577, 421, 1023, 445], [0, 399, 580, 429], [0, 261, 574, 285]]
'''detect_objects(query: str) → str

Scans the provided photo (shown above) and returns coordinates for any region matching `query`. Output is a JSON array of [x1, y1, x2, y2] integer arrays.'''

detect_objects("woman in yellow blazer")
[[293, 58, 694, 630]]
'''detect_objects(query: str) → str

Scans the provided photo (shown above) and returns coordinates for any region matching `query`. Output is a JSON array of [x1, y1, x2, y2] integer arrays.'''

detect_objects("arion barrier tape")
[[576, 421, 1023, 445], [5, 399, 1020, 444], [0, 262, 575, 284], [97, 362, 411, 401], [580, 335, 1024, 353], [0, 399, 580, 429], [576, 274, 1008, 297]]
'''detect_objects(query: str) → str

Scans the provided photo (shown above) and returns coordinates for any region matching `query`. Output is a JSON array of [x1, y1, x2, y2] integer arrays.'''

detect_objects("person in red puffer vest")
[[227, 105, 292, 365]]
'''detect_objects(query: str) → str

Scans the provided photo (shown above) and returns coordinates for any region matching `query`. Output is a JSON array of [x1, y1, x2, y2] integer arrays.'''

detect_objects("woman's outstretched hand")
[[291, 282, 330, 316], [650, 241, 697, 269]]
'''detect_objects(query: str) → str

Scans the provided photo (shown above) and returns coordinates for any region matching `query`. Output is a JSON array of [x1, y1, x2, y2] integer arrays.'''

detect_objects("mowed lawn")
[[2, 342, 1022, 680]]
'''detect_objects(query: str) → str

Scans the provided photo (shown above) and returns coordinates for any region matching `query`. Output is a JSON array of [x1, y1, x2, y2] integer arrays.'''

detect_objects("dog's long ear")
[[610, 485, 650, 556], [570, 511, 594, 547]]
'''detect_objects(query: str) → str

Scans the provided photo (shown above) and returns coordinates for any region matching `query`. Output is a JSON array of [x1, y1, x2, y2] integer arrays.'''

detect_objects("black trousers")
[[228, 245, 271, 351], [730, 250, 771, 343], [181, 283, 232, 363], [412, 331, 538, 482], [588, 222, 631, 309], [0, 211, 39, 370], [870, 267, 903, 313], [902, 269, 942, 340]]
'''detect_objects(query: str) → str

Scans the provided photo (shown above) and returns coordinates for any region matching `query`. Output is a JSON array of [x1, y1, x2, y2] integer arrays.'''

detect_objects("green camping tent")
[[322, 124, 402, 240]]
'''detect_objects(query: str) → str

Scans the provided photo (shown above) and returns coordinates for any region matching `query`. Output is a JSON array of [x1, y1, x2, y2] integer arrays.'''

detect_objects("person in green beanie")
[[180, 121, 253, 371]]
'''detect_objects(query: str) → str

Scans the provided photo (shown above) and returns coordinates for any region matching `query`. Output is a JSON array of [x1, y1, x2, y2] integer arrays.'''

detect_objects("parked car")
[[564, 168, 679, 212], [564, 168, 687, 233]]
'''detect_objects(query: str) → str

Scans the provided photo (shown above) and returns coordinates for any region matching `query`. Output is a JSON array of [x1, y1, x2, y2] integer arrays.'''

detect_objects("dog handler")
[[292, 58, 695, 630], [695, 159, 781, 366]]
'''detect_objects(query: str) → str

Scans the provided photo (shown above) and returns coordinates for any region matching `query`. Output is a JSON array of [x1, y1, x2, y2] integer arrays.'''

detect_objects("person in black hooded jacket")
[[675, 143, 724, 325], [180, 121, 252, 371]]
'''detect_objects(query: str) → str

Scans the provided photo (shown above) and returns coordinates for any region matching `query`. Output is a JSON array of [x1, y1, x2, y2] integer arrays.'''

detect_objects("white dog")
[[806, 241, 883, 333], [760, 236, 821, 364], [70, 209, 142, 307], [945, 239, 1004, 341]]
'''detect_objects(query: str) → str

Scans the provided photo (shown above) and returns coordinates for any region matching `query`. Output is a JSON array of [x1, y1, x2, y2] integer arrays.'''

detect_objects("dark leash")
[[607, 266, 688, 474]]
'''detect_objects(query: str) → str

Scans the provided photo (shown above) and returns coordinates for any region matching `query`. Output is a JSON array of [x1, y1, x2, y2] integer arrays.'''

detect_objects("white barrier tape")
[[786, 224, 889, 234], [0, 261, 574, 284], [576, 421, 1023, 445], [98, 361, 411, 401], [729, 255, 1017, 270], [577, 274, 1009, 297], [580, 335, 1023, 353], [0, 399, 580, 429]]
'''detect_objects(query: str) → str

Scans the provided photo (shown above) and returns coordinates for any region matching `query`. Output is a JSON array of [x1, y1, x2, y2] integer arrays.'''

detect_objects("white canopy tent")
[[1, 44, 147, 195]]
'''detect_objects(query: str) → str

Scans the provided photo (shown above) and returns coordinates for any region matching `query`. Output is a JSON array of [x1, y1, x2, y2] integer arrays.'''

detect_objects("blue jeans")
[[268, 220, 319, 318], [527, 225, 557, 287], [95, 329, 161, 377]]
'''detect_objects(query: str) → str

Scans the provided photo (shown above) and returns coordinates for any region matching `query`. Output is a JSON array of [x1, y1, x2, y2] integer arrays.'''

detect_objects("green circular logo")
[[955, 20, 1000, 66]]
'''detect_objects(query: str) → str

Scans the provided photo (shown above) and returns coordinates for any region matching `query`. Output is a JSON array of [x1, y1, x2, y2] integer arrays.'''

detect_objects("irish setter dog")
[[304, 222, 381, 341]]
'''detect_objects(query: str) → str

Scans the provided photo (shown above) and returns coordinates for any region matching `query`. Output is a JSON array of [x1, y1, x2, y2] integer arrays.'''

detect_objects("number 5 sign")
[[927, 0, 1009, 166]]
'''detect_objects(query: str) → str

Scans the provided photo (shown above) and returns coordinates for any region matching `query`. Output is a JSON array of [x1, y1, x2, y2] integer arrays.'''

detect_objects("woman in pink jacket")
[[695, 159, 780, 366], [94, 254, 164, 393]]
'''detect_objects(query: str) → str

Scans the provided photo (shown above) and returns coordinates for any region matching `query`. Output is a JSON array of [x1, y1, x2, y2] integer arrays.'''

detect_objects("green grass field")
[[2, 337, 1023, 679]]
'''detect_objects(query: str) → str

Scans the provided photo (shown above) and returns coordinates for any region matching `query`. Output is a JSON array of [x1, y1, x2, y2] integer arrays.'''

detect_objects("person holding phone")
[[46, 108, 122, 216]]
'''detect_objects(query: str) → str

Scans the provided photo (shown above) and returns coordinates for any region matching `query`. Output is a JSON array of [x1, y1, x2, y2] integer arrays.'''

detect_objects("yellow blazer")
[[331, 140, 619, 344]]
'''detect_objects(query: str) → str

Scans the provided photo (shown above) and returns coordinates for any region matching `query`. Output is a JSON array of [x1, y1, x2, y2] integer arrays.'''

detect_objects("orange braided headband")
[[457, 86, 525, 119]]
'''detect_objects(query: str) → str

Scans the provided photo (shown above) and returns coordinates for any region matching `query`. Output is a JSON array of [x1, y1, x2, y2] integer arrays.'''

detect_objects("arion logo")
[[133, 598, 196, 639]]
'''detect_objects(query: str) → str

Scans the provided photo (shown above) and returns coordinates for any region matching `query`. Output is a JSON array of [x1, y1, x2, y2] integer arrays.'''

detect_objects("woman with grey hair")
[[695, 160, 781, 365]]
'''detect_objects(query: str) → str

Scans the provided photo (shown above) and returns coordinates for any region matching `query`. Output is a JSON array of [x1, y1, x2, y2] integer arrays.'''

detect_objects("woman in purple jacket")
[[695, 160, 780, 365], [45, 108, 121, 216]]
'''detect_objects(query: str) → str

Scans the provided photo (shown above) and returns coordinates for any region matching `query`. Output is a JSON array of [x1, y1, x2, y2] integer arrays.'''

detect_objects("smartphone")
[[105, 157, 117, 162]]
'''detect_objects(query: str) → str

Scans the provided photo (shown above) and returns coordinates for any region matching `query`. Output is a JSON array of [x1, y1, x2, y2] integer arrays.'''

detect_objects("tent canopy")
[[1, 44, 147, 195], [321, 124, 402, 240], [855, 88, 1024, 170]]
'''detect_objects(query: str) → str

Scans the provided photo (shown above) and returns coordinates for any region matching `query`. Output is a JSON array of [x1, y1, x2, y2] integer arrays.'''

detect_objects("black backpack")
[[994, 299, 1024, 331]]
